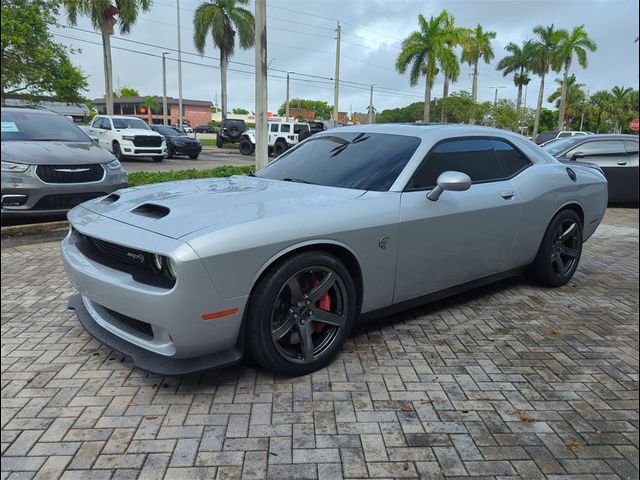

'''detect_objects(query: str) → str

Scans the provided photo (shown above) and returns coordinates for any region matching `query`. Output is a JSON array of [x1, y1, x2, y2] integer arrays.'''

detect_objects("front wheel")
[[245, 252, 356, 376], [273, 140, 287, 157], [216, 136, 224, 148], [239, 138, 255, 155], [189, 154, 199, 159], [112, 142, 125, 161], [152, 156, 163, 162], [530, 209, 583, 287]]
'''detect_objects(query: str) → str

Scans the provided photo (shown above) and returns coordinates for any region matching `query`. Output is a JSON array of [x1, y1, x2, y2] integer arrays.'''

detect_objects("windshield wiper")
[[281, 177, 315, 184]]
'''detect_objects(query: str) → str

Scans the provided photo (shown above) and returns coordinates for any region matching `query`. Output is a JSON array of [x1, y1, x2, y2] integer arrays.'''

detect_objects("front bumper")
[[171, 143, 202, 155], [62, 207, 248, 374], [120, 140, 167, 157], [1, 165, 127, 218]]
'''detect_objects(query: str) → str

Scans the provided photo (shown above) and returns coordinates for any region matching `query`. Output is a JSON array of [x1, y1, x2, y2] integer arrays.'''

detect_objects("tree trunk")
[[101, 28, 114, 115], [516, 84, 523, 112], [471, 62, 478, 102], [557, 63, 570, 130], [220, 49, 228, 121], [423, 76, 431, 123], [441, 75, 450, 123], [532, 73, 546, 139]]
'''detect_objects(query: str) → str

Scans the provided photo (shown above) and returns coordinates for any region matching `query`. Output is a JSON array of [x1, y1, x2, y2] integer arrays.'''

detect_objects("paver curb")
[[1, 220, 68, 239]]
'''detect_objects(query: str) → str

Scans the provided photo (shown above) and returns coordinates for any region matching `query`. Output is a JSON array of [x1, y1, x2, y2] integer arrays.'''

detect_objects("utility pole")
[[368, 84, 375, 124], [285, 72, 290, 122], [332, 22, 341, 127], [176, 0, 184, 130], [580, 88, 590, 132], [161, 52, 169, 125], [488, 86, 506, 105], [254, 0, 268, 169]]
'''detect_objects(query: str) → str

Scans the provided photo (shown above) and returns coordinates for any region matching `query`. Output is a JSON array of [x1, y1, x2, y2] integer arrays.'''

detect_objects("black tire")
[[239, 138, 255, 156], [245, 251, 357, 376], [216, 135, 224, 148], [152, 156, 163, 162], [530, 209, 583, 287], [227, 124, 241, 139], [189, 154, 199, 159], [273, 140, 287, 157], [112, 142, 125, 161], [164, 147, 174, 159]]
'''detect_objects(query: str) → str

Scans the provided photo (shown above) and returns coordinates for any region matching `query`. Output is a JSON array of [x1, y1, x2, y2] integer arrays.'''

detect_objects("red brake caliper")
[[312, 277, 331, 333]]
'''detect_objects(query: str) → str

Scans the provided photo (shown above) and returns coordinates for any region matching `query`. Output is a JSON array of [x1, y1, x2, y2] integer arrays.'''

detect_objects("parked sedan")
[[63, 124, 607, 376], [542, 134, 639, 203], [1, 107, 127, 223], [194, 124, 215, 133], [151, 125, 202, 159]]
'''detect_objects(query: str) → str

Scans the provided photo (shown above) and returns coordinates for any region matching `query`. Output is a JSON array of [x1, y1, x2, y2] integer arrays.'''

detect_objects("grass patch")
[[198, 139, 240, 147], [128, 165, 254, 187]]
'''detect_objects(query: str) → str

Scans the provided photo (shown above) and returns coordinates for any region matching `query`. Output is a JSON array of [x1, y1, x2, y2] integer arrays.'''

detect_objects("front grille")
[[133, 135, 162, 147], [104, 307, 154, 339], [33, 192, 106, 210], [36, 164, 104, 183], [134, 149, 162, 154], [75, 232, 175, 289]]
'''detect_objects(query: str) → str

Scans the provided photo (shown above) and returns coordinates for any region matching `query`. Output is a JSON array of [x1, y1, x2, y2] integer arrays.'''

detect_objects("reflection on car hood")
[[0, 141, 116, 165], [79, 175, 365, 239]]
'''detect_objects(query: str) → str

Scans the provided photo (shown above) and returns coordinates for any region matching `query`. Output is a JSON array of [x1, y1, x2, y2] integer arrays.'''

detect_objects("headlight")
[[173, 140, 185, 146], [106, 159, 122, 170], [122, 135, 135, 141], [165, 257, 177, 279], [1, 161, 29, 173]]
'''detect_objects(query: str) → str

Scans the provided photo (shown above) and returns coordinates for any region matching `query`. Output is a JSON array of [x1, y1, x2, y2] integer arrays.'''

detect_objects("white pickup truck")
[[239, 121, 311, 156], [82, 115, 166, 162]]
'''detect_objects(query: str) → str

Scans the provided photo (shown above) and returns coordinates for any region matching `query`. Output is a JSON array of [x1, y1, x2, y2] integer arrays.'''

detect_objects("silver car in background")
[[1, 107, 128, 223], [62, 124, 608, 377]]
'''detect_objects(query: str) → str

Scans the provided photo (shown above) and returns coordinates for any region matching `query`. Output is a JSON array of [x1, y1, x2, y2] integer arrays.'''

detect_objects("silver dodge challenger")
[[62, 124, 608, 376]]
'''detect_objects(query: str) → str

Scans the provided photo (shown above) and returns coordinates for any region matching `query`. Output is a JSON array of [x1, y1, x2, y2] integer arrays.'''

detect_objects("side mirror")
[[427, 171, 472, 201], [570, 151, 584, 160], [90, 136, 99, 143]]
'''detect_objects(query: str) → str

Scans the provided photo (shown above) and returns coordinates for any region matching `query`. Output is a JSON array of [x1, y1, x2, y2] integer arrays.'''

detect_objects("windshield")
[[112, 118, 150, 130], [154, 126, 185, 136], [542, 136, 583, 156], [255, 132, 421, 191], [1, 110, 90, 142]]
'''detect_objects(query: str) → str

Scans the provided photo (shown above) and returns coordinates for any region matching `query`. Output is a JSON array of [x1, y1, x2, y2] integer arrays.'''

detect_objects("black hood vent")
[[131, 203, 170, 219]]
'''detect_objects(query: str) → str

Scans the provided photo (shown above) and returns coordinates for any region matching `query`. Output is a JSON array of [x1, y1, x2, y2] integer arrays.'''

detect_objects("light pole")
[[488, 86, 506, 105], [285, 72, 290, 122], [368, 84, 376, 124], [176, 0, 184, 130], [254, 0, 268, 169], [161, 52, 169, 125]]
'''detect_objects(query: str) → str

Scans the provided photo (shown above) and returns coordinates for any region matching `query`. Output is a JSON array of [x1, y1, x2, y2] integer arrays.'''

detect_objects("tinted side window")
[[93, 117, 104, 129], [270, 124, 279, 132], [568, 140, 626, 158], [280, 124, 291, 133], [624, 140, 639, 156], [409, 139, 500, 189], [558, 132, 572, 138], [491, 140, 531, 177], [293, 124, 308, 134]]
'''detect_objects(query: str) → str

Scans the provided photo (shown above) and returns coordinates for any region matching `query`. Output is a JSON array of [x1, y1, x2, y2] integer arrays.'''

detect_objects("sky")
[[52, 0, 640, 115]]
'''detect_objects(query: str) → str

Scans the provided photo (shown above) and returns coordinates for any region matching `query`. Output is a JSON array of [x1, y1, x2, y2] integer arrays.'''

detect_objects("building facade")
[[92, 96, 212, 127]]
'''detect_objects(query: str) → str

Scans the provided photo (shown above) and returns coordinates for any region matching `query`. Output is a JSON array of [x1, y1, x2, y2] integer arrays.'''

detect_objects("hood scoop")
[[131, 203, 170, 219], [102, 193, 120, 204]]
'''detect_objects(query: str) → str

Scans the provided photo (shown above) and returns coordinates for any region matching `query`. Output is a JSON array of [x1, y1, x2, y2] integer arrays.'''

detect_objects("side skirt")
[[357, 267, 526, 324]]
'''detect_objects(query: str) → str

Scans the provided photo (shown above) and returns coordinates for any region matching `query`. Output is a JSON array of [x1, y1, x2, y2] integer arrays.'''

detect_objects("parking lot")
[[1, 208, 638, 479]]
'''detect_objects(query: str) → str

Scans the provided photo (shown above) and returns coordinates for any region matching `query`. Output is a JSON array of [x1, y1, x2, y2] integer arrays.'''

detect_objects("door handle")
[[617, 161, 627, 165], [501, 191, 515, 200]]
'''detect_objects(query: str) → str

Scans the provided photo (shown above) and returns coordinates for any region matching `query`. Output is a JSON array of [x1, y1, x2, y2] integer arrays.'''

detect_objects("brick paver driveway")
[[1, 208, 638, 480]]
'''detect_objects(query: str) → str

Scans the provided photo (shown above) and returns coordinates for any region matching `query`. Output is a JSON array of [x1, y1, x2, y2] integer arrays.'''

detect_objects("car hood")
[[79, 175, 365, 239], [0, 141, 116, 165], [166, 135, 199, 143]]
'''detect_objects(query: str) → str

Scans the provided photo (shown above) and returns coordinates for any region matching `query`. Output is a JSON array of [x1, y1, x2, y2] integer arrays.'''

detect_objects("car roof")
[[324, 123, 528, 141], [571, 133, 638, 141], [1, 106, 57, 115]]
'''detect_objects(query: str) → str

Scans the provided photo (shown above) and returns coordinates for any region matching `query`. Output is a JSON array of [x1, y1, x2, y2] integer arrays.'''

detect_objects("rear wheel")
[[530, 209, 583, 287], [239, 138, 255, 155], [216, 135, 224, 148], [246, 252, 356, 376], [273, 140, 287, 157]]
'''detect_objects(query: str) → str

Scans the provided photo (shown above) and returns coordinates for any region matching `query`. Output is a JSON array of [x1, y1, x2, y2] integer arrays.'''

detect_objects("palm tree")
[[461, 24, 496, 103], [588, 90, 613, 133], [497, 40, 534, 111], [62, 0, 152, 115], [396, 11, 450, 123], [610, 86, 634, 133], [140, 95, 160, 124], [529, 24, 563, 138], [548, 75, 586, 127], [193, 0, 254, 121], [554, 25, 597, 129], [438, 12, 468, 122]]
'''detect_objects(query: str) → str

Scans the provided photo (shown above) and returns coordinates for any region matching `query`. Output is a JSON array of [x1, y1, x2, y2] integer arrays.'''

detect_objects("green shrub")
[[127, 165, 254, 187]]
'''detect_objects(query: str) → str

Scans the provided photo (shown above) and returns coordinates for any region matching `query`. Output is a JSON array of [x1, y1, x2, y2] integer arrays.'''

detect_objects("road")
[[1, 207, 638, 479], [122, 150, 254, 173]]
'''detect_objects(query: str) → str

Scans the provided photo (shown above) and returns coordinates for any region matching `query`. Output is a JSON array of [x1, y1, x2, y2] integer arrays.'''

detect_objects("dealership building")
[[92, 96, 212, 126]]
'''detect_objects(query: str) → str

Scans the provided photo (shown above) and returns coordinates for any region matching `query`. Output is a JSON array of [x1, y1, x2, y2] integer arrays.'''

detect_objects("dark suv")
[[217, 119, 247, 147]]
